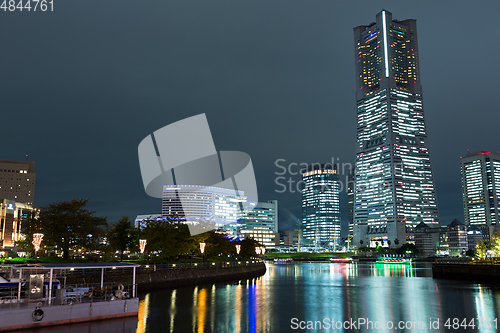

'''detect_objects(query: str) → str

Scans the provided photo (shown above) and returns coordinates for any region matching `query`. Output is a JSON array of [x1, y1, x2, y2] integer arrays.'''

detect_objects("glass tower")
[[353, 10, 440, 247], [302, 164, 341, 250]]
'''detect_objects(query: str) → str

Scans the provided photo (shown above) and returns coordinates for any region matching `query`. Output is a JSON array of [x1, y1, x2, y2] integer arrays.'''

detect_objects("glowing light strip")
[[382, 11, 389, 77]]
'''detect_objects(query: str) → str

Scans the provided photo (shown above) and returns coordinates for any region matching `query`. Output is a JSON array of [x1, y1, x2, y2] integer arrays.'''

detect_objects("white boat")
[[274, 258, 294, 264], [0, 262, 140, 331], [329, 257, 353, 263]]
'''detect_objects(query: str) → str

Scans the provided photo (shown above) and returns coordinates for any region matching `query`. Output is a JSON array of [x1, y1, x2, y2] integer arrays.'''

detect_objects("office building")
[[353, 10, 440, 248], [281, 229, 300, 247], [0, 199, 34, 252], [302, 164, 341, 249], [0, 159, 36, 205], [414, 222, 441, 256], [162, 185, 247, 227], [134, 214, 162, 229], [446, 219, 468, 256], [226, 200, 278, 247], [467, 225, 482, 251], [347, 168, 355, 239], [460, 151, 500, 237]]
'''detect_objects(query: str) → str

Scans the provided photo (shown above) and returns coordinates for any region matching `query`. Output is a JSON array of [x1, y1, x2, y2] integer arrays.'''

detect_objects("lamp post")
[[32, 233, 44, 255], [235, 244, 241, 255], [200, 243, 206, 254], [260, 247, 266, 255], [255, 247, 261, 255]]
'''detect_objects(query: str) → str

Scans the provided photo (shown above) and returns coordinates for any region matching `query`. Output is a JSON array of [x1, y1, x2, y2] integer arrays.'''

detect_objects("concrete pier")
[[432, 263, 500, 282]]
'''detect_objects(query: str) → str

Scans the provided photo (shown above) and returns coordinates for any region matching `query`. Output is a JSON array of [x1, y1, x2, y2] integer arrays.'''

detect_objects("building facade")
[[0, 160, 36, 205], [460, 151, 500, 237], [353, 10, 440, 248], [446, 219, 468, 257], [0, 199, 34, 252], [162, 185, 247, 227], [301, 164, 341, 250], [347, 168, 355, 239], [414, 222, 441, 256], [226, 200, 278, 247]]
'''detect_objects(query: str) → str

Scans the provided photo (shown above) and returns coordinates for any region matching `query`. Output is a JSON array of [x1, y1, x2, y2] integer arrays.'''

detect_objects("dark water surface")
[[26, 262, 500, 332]]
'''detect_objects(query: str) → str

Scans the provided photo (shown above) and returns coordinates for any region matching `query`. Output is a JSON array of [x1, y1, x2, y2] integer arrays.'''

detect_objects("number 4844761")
[[1, 0, 54, 11]]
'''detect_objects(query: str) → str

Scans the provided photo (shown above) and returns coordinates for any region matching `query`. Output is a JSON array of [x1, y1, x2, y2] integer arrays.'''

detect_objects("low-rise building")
[[0, 199, 34, 254], [447, 219, 468, 256], [414, 222, 441, 256]]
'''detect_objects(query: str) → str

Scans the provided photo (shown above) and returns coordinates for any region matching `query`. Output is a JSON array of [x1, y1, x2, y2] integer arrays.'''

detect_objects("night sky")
[[2, 0, 499, 235]]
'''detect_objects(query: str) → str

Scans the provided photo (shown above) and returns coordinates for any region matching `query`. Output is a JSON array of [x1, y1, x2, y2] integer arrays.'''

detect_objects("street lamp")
[[235, 244, 241, 255], [255, 247, 261, 255], [260, 247, 266, 255], [139, 239, 147, 254], [32, 233, 44, 252], [200, 243, 206, 254]]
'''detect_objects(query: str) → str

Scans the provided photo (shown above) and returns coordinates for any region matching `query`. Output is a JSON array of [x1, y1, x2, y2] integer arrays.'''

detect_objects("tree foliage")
[[108, 216, 138, 261], [141, 216, 195, 259], [396, 243, 418, 254], [37, 199, 107, 258], [17, 210, 43, 256], [474, 230, 500, 259], [139, 216, 262, 260]]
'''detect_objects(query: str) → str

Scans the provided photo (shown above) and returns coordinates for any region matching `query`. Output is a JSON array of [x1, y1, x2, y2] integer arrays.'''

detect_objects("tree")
[[397, 243, 418, 255], [360, 240, 363, 246], [394, 238, 400, 246], [141, 215, 194, 260], [202, 231, 233, 259], [475, 239, 488, 259], [240, 237, 261, 258], [108, 216, 138, 261], [387, 240, 392, 249], [38, 199, 107, 259], [465, 249, 475, 257]]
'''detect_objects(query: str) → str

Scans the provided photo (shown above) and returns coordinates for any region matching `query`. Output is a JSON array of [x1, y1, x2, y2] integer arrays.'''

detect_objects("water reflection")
[[25, 262, 500, 333], [133, 262, 500, 333]]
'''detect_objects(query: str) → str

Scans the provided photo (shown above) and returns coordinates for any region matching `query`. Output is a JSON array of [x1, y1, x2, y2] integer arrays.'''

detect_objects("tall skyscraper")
[[302, 164, 340, 249], [460, 151, 500, 236], [353, 10, 440, 248], [0, 159, 36, 205]]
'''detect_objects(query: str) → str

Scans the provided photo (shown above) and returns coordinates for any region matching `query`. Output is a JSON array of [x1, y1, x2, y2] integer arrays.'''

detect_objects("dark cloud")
[[2, 0, 499, 233]]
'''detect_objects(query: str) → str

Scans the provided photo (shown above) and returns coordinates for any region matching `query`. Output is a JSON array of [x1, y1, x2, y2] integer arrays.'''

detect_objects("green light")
[[391, 30, 405, 35]]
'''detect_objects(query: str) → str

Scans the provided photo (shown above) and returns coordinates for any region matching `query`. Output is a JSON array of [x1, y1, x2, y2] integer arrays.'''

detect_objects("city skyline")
[[2, 1, 500, 234]]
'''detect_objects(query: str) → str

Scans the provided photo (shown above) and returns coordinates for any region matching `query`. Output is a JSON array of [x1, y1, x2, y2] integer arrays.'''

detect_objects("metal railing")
[[0, 282, 136, 309], [138, 259, 263, 271]]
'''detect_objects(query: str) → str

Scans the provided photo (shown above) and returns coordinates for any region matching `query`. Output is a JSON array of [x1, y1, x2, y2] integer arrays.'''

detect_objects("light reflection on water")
[[132, 262, 500, 332], [22, 262, 500, 332]]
